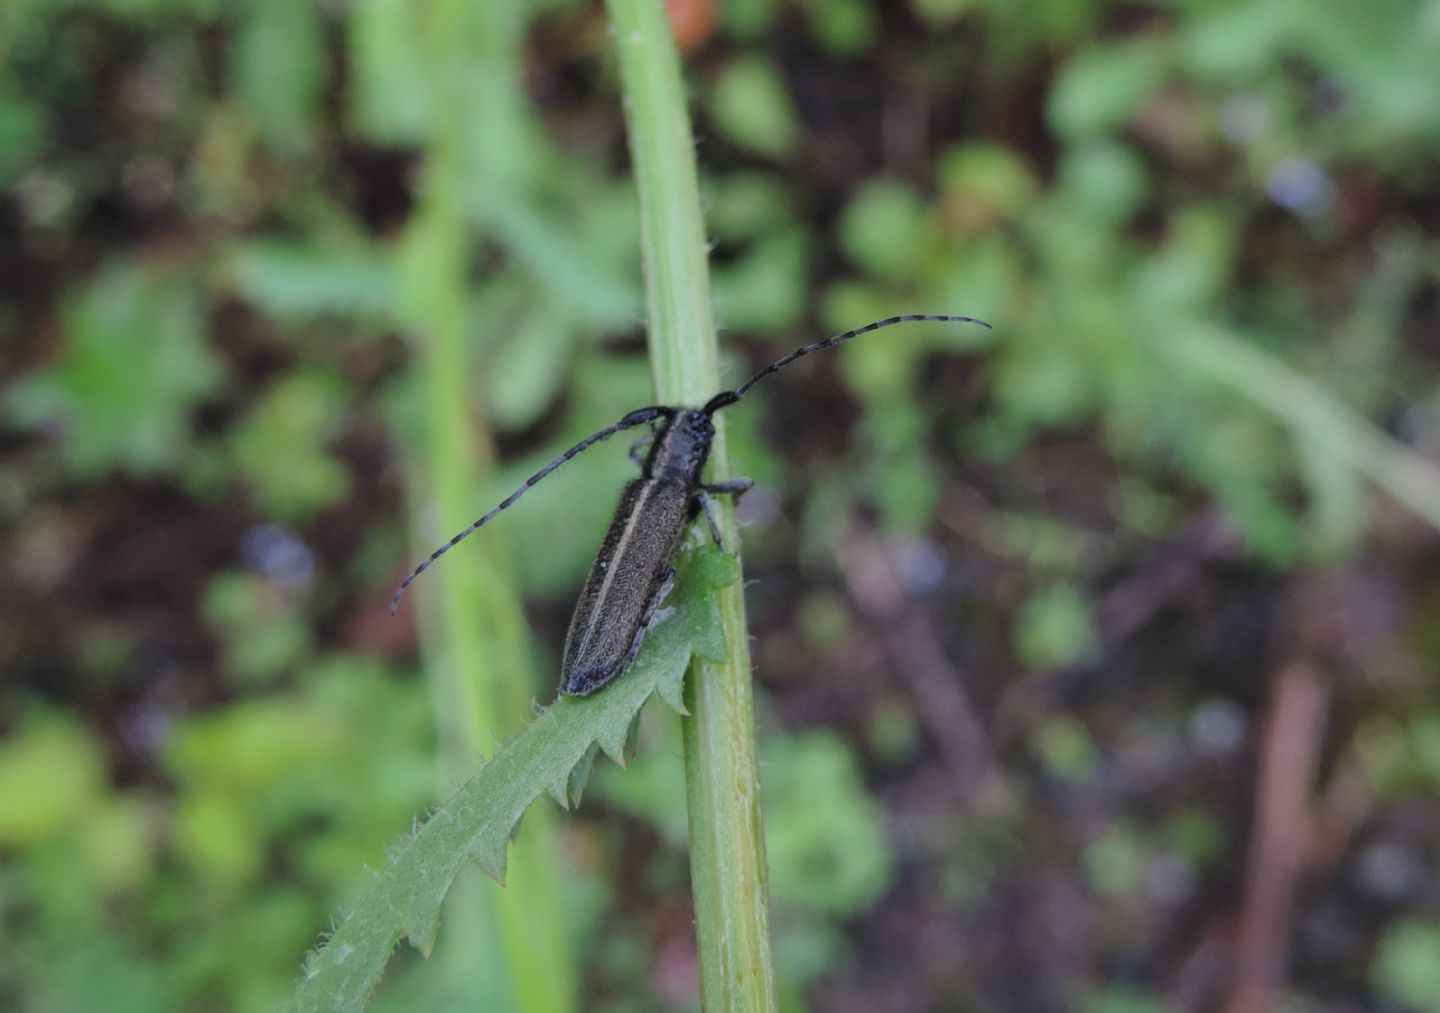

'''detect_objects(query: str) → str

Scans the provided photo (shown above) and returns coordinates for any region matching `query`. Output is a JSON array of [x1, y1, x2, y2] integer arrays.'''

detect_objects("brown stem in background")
[[839, 534, 1012, 811], [1222, 660, 1330, 1013]]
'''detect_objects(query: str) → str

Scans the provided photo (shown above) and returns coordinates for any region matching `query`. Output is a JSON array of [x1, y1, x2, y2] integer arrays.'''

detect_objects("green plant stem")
[[604, 2, 779, 1010], [399, 0, 575, 1008]]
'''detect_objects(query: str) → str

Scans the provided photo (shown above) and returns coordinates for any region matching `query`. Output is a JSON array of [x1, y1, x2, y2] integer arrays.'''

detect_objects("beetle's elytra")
[[393, 314, 991, 696]]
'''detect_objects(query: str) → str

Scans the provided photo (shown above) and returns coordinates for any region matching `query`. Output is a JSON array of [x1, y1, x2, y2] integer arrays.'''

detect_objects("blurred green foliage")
[[203, 571, 312, 684], [229, 372, 352, 521], [1375, 919, 1440, 1012], [3, 0, 1440, 1008], [0, 665, 435, 1012], [712, 55, 802, 159], [8, 262, 218, 478]]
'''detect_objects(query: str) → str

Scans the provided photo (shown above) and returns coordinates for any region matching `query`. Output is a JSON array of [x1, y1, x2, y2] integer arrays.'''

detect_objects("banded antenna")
[[390, 406, 673, 614], [702, 314, 991, 414]]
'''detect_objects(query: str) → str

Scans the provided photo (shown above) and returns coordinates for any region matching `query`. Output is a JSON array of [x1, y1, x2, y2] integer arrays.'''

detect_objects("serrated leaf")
[[546, 742, 600, 810], [472, 831, 510, 886], [565, 743, 601, 808], [656, 668, 689, 716], [289, 544, 734, 1013], [622, 708, 645, 762], [596, 712, 633, 769], [403, 907, 440, 959], [545, 770, 572, 811]]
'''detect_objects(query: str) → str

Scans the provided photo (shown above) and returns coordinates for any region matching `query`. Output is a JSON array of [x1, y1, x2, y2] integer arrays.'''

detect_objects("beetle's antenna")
[[390, 406, 674, 614], [702, 314, 991, 414]]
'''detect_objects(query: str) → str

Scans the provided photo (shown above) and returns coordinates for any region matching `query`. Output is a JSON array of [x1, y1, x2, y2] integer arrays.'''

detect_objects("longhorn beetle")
[[392, 314, 990, 696]]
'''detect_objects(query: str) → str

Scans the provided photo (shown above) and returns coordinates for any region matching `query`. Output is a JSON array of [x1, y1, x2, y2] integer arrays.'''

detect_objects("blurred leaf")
[[988, 328, 1094, 432], [165, 655, 434, 892], [763, 732, 892, 917], [289, 545, 733, 1013], [1056, 142, 1148, 223], [1169, 324, 1440, 539], [1034, 714, 1100, 782], [1049, 39, 1166, 140], [868, 442, 941, 531], [911, 0, 976, 28], [796, 591, 852, 650], [865, 696, 922, 765], [1085, 820, 1147, 897], [487, 197, 642, 327], [1374, 920, 1440, 1012], [0, 81, 45, 187], [221, 891, 319, 1010], [839, 179, 932, 280], [1162, 809, 1224, 867], [982, 512, 1087, 572], [707, 171, 799, 240], [229, 371, 351, 521], [233, 0, 325, 152], [771, 912, 849, 994], [711, 55, 801, 159], [1355, 718, 1408, 794], [190, 104, 263, 221], [973, 0, 1105, 50], [713, 226, 811, 332], [1181, 0, 1297, 81], [483, 303, 575, 430], [167, 693, 347, 792], [723, 0, 782, 38], [938, 143, 1039, 225], [10, 918, 177, 1013], [1082, 987, 1166, 1013], [6, 260, 219, 478], [1315, 15, 1440, 150], [1112, 478, 1182, 539], [348, 0, 431, 141], [203, 571, 312, 683], [174, 790, 263, 886], [1406, 716, 1440, 789], [93, 0, 220, 15], [804, 0, 877, 55], [1016, 582, 1096, 668], [230, 242, 398, 320], [0, 716, 105, 847], [81, 796, 156, 894], [1296, 430, 1367, 560], [1130, 206, 1234, 316]]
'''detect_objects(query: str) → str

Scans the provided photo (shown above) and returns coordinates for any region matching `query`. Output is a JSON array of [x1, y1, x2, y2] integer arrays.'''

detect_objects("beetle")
[[391, 313, 990, 695]]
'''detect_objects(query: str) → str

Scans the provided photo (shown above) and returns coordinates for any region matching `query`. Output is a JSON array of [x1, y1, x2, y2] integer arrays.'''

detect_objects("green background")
[[3, 0, 1440, 1009]]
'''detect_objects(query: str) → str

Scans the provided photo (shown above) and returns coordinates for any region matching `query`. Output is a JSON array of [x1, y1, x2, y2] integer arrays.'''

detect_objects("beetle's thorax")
[[643, 408, 714, 484]]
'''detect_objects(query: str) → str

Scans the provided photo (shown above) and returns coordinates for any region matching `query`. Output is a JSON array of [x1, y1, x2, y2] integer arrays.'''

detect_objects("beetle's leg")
[[629, 428, 658, 467], [693, 478, 754, 551], [628, 439, 648, 467], [695, 495, 725, 550], [624, 567, 675, 669], [702, 477, 754, 500]]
